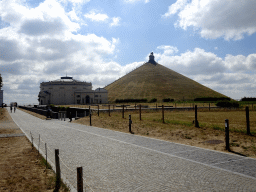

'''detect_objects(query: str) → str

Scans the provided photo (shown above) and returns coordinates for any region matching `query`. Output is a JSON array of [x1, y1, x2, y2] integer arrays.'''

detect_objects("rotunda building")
[[38, 76, 108, 105]]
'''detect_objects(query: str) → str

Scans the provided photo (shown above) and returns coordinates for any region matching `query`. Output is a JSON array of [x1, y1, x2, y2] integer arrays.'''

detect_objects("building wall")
[[39, 79, 108, 105]]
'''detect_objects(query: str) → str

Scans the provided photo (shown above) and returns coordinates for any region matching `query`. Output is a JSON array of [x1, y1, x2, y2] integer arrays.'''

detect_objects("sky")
[[0, 0, 256, 104]]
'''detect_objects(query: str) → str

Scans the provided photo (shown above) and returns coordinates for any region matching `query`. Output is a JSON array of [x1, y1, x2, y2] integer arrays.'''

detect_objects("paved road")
[[8, 109, 256, 191]]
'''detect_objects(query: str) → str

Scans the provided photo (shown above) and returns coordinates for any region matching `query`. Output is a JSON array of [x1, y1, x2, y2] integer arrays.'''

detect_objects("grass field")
[[74, 108, 256, 158], [104, 63, 227, 102]]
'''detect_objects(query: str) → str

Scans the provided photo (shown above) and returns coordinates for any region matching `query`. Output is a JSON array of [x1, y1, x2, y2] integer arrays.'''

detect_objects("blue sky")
[[0, 0, 256, 104]]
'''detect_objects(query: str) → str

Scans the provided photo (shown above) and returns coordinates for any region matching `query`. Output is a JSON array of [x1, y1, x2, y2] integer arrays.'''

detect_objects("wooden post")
[[122, 105, 124, 118], [162, 105, 164, 123], [129, 114, 132, 133], [109, 105, 110, 116], [55, 149, 61, 189], [45, 143, 47, 169], [31, 136, 33, 149], [139, 105, 141, 120], [98, 105, 99, 116], [38, 134, 40, 156], [195, 105, 199, 127], [246, 106, 250, 135], [77, 167, 83, 192], [225, 119, 230, 151]]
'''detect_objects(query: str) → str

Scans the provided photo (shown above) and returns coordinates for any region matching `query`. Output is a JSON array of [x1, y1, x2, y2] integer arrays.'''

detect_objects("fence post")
[[162, 105, 164, 123], [129, 114, 132, 133], [246, 106, 250, 135], [139, 105, 141, 120], [38, 134, 40, 156], [109, 105, 110, 117], [90, 111, 92, 126], [45, 143, 47, 169], [30, 132, 33, 148], [195, 105, 199, 127], [55, 149, 61, 189], [31, 136, 33, 149], [122, 105, 124, 118], [225, 119, 230, 151], [77, 167, 83, 192], [98, 105, 99, 116]]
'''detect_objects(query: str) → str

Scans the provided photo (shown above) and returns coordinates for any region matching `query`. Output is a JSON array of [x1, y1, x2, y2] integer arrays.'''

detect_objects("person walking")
[[10, 105, 12, 113], [14, 105, 16, 113]]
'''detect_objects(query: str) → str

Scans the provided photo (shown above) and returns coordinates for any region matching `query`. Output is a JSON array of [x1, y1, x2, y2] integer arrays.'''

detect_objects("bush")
[[194, 97, 230, 102], [115, 98, 148, 103], [162, 98, 174, 102], [240, 97, 256, 101], [216, 100, 239, 108], [149, 98, 157, 103]]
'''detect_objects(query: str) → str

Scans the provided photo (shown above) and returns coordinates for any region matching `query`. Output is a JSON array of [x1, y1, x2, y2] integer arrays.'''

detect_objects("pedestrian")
[[10, 105, 12, 113], [14, 105, 16, 113]]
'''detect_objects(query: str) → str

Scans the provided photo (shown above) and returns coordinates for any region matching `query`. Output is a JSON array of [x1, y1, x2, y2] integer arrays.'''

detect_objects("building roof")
[[51, 76, 81, 83]]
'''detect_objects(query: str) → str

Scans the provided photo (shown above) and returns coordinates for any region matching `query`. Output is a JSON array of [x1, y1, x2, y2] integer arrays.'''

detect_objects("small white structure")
[[38, 76, 108, 105]]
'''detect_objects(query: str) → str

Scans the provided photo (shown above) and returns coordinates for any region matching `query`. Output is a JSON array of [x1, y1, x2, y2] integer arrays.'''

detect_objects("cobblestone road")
[[8, 109, 256, 191]]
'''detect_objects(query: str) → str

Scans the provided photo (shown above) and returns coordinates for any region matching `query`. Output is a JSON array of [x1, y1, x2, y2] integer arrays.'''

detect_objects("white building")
[[38, 76, 108, 105]]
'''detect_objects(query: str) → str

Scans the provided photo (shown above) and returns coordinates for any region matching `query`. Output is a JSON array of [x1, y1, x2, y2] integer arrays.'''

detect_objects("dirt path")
[[0, 108, 69, 191]]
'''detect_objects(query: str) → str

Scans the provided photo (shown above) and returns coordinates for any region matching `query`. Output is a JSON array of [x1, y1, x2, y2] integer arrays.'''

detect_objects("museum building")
[[38, 76, 108, 105]]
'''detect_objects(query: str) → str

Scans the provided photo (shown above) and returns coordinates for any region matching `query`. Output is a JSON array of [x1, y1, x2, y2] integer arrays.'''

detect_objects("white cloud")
[[155, 47, 226, 75], [68, 8, 80, 21], [163, 0, 188, 17], [157, 45, 179, 55], [154, 46, 256, 99], [0, 0, 122, 104], [110, 17, 121, 27], [164, 0, 256, 40], [84, 10, 109, 22], [124, 0, 150, 3], [67, 0, 90, 4]]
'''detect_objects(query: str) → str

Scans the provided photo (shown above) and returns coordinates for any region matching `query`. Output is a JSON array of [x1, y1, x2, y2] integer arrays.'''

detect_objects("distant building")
[[38, 76, 108, 105]]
